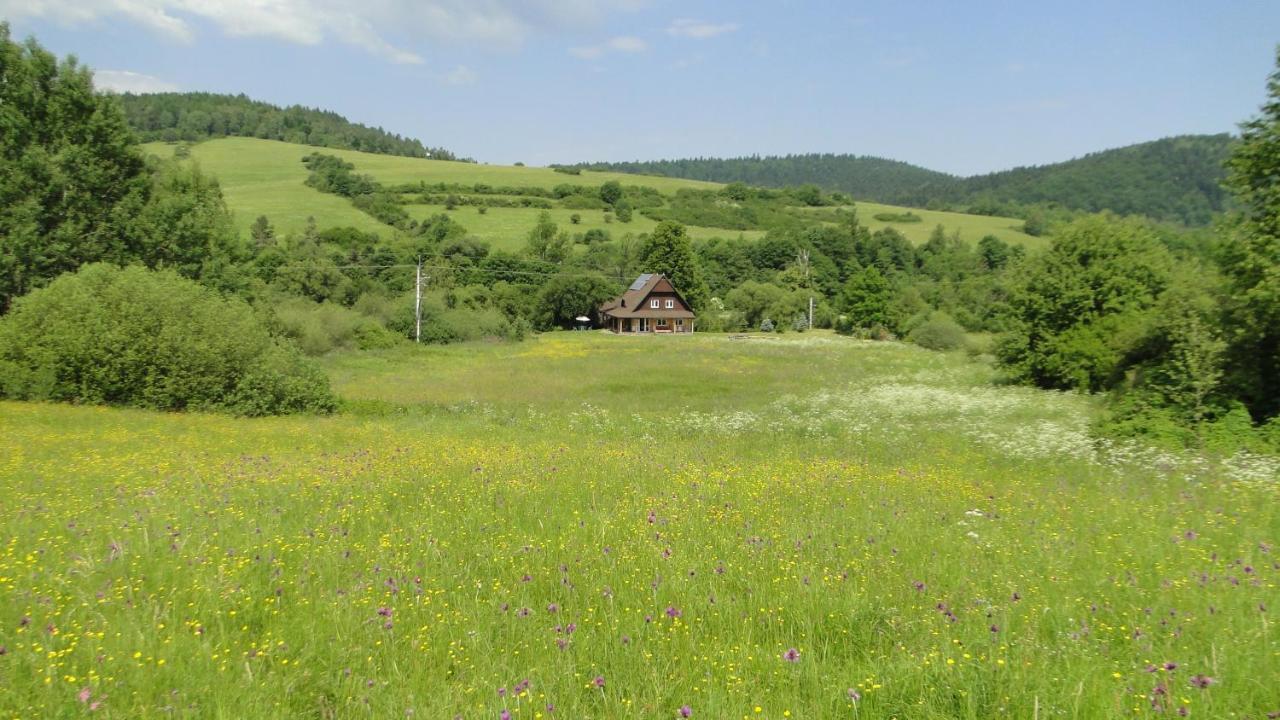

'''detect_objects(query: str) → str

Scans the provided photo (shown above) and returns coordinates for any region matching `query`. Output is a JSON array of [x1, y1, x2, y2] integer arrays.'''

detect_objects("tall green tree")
[[638, 221, 708, 310], [0, 23, 149, 311], [1222, 47, 1280, 421], [839, 266, 893, 329], [525, 211, 569, 263], [996, 216, 1172, 391]]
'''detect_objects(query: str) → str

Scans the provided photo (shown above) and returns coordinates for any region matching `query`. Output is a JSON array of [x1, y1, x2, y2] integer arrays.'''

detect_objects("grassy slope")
[[144, 138, 1036, 249], [3, 332, 1276, 718], [406, 204, 766, 248], [795, 202, 1044, 249]]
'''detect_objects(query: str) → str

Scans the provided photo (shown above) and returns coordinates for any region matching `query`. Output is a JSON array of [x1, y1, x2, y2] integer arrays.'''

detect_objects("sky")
[[3, 0, 1278, 175]]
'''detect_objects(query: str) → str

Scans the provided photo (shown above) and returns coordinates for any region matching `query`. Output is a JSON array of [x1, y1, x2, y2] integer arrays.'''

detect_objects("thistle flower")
[[783, 647, 800, 662], [593, 675, 605, 688], [1189, 674, 1214, 689], [679, 705, 693, 717]]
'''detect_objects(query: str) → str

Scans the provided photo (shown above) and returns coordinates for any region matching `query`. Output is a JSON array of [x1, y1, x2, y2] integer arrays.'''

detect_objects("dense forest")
[[573, 135, 1235, 226], [119, 92, 467, 161], [571, 154, 953, 207], [909, 134, 1235, 226]]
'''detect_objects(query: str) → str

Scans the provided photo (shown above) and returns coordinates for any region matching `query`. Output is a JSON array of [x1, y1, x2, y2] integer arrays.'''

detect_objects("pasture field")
[[142, 139, 1038, 251], [404, 204, 766, 251], [2, 333, 1276, 718], [793, 203, 1043, 250]]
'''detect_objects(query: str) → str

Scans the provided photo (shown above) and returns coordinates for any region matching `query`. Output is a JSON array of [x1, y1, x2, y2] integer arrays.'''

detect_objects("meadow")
[[2, 332, 1276, 718], [142, 139, 1037, 250]]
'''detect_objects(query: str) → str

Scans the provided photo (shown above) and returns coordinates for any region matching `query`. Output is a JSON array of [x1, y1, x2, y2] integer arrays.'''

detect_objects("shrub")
[[872, 211, 922, 223], [273, 298, 400, 355], [908, 311, 967, 351], [760, 318, 775, 333], [0, 264, 335, 415]]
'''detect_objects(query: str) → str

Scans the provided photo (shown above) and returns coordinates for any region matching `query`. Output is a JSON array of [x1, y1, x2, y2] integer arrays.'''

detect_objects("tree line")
[[119, 91, 467, 161], [571, 135, 1235, 227]]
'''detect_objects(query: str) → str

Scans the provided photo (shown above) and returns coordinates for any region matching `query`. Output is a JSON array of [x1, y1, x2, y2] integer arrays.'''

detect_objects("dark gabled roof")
[[600, 273, 696, 319]]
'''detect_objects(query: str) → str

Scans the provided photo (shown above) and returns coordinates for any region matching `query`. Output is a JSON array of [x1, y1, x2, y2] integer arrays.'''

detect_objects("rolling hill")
[[119, 91, 464, 160], [573, 134, 1235, 225], [144, 137, 1040, 250]]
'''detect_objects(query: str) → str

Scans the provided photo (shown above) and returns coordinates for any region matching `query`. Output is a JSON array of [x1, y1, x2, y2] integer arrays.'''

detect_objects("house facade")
[[599, 273, 695, 333]]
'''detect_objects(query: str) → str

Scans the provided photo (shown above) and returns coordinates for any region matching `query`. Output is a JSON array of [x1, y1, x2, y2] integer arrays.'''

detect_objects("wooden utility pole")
[[414, 257, 422, 343]]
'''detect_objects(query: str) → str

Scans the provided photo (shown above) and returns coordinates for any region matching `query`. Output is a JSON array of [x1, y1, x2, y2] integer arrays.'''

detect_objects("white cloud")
[[93, 69, 180, 93], [445, 64, 477, 85], [666, 18, 738, 39], [569, 34, 646, 60], [0, 0, 645, 64], [607, 35, 646, 52]]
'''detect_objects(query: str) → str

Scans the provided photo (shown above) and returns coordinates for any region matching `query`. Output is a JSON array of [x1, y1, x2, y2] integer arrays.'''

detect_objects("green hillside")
[[144, 138, 1037, 249], [120, 91, 462, 160], [908, 134, 1235, 225], [574, 135, 1235, 225], [572, 154, 954, 204]]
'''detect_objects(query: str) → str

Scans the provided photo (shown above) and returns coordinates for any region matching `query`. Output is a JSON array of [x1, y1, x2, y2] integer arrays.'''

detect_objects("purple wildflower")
[[546, 603, 559, 614], [783, 647, 800, 662], [593, 675, 605, 689], [679, 705, 692, 717], [500, 711, 511, 720], [847, 688, 861, 702], [1189, 674, 1214, 689], [665, 606, 681, 618]]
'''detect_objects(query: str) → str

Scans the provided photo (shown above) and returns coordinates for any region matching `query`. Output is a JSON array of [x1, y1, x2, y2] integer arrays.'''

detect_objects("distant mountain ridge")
[[118, 92, 467, 161], [572, 154, 955, 206], [572, 134, 1236, 225]]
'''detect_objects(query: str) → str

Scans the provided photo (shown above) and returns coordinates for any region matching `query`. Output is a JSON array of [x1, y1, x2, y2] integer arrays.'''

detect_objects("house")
[[599, 273, 695, 333]]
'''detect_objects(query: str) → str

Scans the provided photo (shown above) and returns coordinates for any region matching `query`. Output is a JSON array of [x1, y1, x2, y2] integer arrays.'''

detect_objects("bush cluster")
[[0, 265, 336, 415]]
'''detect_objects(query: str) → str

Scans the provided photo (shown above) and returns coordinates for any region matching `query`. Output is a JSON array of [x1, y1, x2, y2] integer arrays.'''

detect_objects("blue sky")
[[3, 0, 1278, 175]]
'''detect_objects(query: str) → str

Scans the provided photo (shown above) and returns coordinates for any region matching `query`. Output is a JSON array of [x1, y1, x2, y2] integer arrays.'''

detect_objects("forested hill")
[[574, 134, 1236, 225], [902, 134, 1236, 226], [118, 92, 467, 161], [572, 154, 955, 205]]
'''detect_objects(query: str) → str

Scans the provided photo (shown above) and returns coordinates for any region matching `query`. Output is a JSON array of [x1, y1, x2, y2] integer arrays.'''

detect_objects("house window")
[[676, 318, 684, 328], [650, 298, 659, 309], [665, 298, 674, 309]]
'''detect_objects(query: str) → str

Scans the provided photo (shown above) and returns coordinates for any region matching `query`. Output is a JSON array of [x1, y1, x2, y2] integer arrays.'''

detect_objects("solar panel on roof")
[[629, 274, 653, 291]]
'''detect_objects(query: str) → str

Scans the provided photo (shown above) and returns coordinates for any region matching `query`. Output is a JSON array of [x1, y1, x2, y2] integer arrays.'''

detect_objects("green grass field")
[[3, 332, 1276, 718], [405, 204, 766, 251], [143, 138, 1039, 251]]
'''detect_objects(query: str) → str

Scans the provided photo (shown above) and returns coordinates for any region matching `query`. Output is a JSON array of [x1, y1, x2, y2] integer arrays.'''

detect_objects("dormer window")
[[650, 298, 660, 309], [665, 299, 674, 309]]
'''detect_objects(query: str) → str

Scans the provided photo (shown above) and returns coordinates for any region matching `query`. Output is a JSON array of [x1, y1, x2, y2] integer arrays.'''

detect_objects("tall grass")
[[1, 333, 1275, 718]]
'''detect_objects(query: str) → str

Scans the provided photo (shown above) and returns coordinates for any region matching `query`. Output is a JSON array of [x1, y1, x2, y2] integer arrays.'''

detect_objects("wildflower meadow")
[[1, 334, 1276, 718]]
